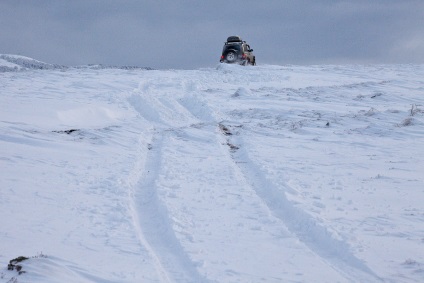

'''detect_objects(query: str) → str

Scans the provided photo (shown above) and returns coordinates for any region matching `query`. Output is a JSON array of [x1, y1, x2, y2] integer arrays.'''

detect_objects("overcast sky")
[[1, 0, 423, 69]]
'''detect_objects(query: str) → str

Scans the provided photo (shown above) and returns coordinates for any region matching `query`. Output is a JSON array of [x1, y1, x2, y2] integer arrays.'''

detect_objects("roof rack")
[[226, 36, 242, 43]]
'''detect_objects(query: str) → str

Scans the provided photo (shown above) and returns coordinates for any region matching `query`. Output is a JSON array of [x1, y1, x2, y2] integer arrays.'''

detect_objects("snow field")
[[1, 59, 424, 282]]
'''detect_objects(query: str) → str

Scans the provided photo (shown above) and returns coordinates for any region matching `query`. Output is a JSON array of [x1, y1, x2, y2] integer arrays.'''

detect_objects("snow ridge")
[[0, 54, 152, 72], [0, 54, 64, 71]]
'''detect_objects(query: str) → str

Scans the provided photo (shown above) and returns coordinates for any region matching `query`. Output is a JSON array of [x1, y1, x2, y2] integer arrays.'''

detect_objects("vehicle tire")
[[226, 52, 236, 63]]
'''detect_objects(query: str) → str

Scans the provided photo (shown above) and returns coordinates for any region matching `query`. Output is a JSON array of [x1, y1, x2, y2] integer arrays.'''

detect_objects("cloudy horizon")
[[1, 0, 423, 69]]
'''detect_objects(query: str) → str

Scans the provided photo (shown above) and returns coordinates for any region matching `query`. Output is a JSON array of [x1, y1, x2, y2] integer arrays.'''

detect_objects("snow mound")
[[3, 256, 108, 283], [0, 54, 153, 72], [0, 54, 64, 72], [57, 106, 126, 128], [215, 62, 246, 72]]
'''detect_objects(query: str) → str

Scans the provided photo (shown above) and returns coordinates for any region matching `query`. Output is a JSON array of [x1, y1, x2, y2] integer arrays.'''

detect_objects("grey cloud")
[[1, 0, 423, 68]]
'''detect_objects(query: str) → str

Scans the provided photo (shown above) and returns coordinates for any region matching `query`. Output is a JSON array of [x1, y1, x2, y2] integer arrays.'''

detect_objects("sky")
[[1, 0, 424, 69]]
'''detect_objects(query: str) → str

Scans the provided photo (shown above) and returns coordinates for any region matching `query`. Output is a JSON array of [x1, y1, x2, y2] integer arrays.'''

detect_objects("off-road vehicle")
[[220, 36, 255, 66]]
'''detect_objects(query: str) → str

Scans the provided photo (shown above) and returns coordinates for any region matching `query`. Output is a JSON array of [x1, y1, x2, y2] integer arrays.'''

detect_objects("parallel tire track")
[[128, 131, 209, 283], [126, 85, 210, 282], [220, 129, 383, 282], [177, 81, 382, 281]]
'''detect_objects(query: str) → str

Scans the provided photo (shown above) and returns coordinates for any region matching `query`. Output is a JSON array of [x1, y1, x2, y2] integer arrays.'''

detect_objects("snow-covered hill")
[[1, 56, 423, 282], [0, 54, 152, 72], [0, 54, 64, 72]]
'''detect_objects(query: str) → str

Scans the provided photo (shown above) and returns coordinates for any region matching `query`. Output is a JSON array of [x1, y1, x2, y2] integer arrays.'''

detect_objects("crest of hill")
[[0, 54, 64, 71], [0, 54, 152, 72]]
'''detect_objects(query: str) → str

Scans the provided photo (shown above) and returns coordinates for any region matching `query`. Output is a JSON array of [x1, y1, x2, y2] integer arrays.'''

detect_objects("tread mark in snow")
[[221, 131, 383, 282], [128, 132, 208, 283]]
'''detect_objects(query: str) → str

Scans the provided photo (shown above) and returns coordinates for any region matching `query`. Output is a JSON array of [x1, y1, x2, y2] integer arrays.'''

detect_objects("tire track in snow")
[[177, 80, 382, 281], [220, 129, 383, 282], [126, 86, 210, 282], [128, 131, 208, 283]]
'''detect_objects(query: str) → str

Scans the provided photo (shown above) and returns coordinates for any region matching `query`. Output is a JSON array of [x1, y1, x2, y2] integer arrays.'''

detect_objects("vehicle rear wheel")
[[226, 52, 236, 62]]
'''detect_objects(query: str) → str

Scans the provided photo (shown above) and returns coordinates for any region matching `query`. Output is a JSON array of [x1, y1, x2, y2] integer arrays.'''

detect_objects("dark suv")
[[220, 36, 255, 66]]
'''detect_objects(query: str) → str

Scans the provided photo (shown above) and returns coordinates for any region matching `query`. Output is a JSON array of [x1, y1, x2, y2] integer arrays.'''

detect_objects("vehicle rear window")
[[223, 44, 241, 52]]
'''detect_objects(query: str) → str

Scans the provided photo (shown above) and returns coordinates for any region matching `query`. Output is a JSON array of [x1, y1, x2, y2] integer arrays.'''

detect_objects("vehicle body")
[[220, 36, 255, 66]]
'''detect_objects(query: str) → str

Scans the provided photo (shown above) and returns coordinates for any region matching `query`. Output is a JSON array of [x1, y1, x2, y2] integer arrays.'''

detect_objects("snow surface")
[[1, 56, 424, 282]]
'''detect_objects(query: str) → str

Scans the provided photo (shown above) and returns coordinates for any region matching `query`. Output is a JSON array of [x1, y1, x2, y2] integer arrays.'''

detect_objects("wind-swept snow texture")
[[1, 57, 424, 282]]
